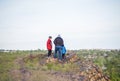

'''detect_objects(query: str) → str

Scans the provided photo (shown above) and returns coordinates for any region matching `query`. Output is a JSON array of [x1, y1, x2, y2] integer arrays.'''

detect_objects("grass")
[[94, 56, 106, 67], [0, 52, 17, 81], [0, 49, 120, 81], [0, 50, 47, 81], [41, 62, 79, 73], [77, 49, 120, 81]]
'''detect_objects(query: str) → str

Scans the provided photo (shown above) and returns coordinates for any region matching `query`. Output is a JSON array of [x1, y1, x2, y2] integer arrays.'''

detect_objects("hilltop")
[[11, 53, 110, 81], [0, 49, 119, 81]]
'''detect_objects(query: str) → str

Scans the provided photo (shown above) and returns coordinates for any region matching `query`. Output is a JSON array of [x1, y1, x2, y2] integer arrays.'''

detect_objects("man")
[[47, 36, 52, 57], [53, 35, 64, 61]]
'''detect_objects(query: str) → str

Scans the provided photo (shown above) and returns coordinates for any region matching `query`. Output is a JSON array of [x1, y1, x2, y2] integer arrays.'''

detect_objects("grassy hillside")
[[76, 49, 120, 81], [0, 49, 119, 81], [0, 50, 46, 81]]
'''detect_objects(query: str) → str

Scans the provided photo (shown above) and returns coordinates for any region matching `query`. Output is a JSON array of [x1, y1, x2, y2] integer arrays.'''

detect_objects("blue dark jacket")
[[62, 46, 66, 54]]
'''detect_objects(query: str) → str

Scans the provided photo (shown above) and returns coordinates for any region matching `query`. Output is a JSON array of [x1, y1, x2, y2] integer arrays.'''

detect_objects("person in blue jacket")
[[62, 45, 66, 59]]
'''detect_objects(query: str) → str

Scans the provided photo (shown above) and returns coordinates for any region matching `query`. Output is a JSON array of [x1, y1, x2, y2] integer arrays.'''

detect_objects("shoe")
[[58, 60, 63, 62]]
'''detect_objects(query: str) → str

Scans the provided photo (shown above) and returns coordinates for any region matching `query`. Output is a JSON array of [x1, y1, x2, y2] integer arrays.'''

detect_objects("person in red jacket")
[[46, 36, 52, 57]]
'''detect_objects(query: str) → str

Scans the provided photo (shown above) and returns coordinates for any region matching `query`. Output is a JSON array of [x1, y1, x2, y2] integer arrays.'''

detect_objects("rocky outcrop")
[[45, 53, 110, 81], [12, 53, 110, 81]]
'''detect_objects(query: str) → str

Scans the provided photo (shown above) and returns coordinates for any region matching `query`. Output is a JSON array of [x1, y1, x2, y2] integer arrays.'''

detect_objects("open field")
[[0, 49, 119, 81]]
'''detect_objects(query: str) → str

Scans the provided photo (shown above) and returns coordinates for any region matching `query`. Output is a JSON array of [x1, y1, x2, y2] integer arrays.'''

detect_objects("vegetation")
[[41, 62, 78, 73], [0, 50, 47, 81], [76, 49, 120, 81], [0, 49, 119, 81], [0, 52, 17, 81]]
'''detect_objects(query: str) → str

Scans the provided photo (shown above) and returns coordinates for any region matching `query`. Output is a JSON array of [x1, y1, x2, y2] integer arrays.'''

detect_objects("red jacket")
[[47, 38, 52, 50]]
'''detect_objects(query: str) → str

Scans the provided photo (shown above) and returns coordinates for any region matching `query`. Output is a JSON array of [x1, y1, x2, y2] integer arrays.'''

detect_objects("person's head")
[[49, 36, 52, 39], [57, 34, 61, 37]]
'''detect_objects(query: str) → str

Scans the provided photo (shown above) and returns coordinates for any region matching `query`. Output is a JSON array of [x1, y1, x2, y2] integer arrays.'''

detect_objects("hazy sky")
[[0, 0, 120, 50]]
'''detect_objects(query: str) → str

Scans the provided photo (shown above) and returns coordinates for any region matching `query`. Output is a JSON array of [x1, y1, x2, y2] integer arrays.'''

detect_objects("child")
[[62, 45, 66, 59], [46, 36, 52, 57]]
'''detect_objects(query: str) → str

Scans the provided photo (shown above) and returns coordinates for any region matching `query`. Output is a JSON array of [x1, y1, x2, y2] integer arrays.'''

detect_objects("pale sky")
[[0, 0, 120, 50]]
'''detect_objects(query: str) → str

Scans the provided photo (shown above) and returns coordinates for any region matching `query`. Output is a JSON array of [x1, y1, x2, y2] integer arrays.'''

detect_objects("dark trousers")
[[62, 54, 65, 59], [48, 50, 52, 57]]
